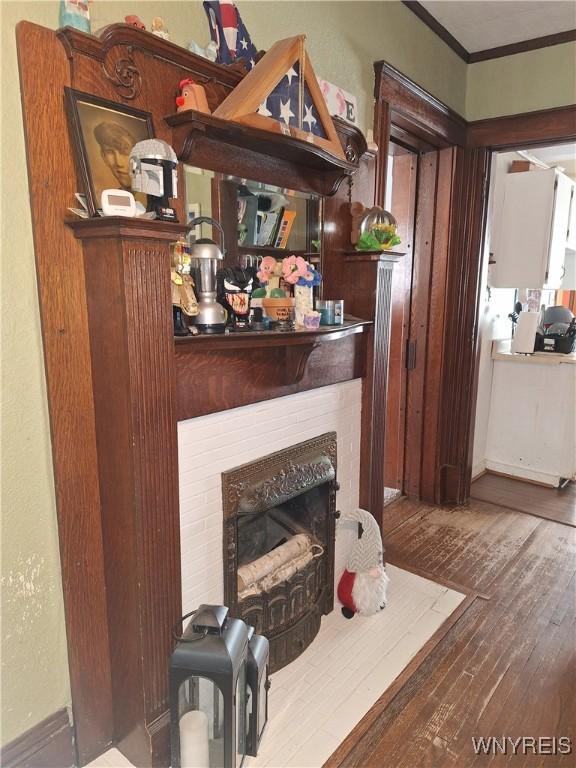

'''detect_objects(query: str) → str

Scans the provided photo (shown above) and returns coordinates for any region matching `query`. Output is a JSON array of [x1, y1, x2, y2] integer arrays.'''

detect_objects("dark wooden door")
[[380, 138, 458, 504], [383, 142, 418, 495]]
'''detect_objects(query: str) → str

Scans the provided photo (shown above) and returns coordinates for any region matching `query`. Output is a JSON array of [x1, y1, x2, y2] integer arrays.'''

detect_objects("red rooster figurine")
[[175, 79, 211, 115]]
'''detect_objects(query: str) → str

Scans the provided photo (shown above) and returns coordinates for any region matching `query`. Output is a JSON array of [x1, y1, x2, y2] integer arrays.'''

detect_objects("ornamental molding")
[[222, 432, 337, 518]]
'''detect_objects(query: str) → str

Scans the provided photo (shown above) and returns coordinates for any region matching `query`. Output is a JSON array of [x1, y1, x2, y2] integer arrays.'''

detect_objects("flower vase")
[[266, 276, 281, 295], [294, 284, 313, 327]]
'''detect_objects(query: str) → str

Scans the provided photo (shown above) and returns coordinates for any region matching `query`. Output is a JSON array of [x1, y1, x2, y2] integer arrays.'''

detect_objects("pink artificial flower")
[[257, 255, 277, 283], [282, 255, 308, 285]]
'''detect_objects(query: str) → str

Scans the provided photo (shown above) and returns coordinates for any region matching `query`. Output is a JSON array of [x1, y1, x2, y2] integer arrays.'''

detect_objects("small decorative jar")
[[303, 311, 321, 329]]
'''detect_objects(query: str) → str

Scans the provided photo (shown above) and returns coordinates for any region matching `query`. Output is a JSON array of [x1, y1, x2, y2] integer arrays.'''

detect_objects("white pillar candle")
[[180, 710, 210, 768]]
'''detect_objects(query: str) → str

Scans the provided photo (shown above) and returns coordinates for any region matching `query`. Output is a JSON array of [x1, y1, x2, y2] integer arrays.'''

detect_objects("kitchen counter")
[[485, 340, 576, 486], [492, 339, 576, 365]]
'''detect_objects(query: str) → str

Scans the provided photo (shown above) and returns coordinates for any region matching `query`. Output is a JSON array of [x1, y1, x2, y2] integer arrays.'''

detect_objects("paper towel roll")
[[180, 710, 210, 768], [512, 312, 539, 354]]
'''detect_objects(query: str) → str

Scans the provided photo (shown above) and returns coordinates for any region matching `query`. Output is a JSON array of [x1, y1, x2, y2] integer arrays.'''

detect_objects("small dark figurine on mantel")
[[216, 266, 257, 331]]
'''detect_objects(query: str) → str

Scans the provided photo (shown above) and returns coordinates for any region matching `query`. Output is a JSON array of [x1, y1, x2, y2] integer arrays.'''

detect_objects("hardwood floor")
[[326, 497, 576, 767], [471, 473, 576, 528]]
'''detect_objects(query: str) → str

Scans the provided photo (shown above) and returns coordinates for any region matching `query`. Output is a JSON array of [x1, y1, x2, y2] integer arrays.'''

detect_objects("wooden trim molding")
[[468, 29, 576, 63], [467, 104, 576, 149], [402, 1, 469, 62], [438, 146, 489, 504], [374, 61, 467, 147], [17, 22, 114, 765], [1, 709, 75, 768], [402, 1, 576, 64], [375, 58, 576, 504]]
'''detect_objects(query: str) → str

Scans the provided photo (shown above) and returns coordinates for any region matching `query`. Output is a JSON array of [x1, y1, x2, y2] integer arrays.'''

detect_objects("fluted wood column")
[[68, 217, 187, 767], [339, 251, 403, 524]]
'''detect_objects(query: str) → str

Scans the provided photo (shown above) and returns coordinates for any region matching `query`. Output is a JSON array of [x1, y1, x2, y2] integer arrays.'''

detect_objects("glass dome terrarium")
[[355, 207, 401, 252]]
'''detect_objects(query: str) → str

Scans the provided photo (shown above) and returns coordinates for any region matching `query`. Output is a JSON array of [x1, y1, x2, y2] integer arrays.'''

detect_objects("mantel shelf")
[[175, 316, 370, 351], [174, 317, 370, 419], [343, 249, 406, 262], [66, 216, 188, 240], [166, 109, 360, 191]]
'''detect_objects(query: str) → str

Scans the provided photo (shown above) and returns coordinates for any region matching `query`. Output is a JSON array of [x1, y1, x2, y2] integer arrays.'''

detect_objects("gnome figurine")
[[337, 508, 389, 618]]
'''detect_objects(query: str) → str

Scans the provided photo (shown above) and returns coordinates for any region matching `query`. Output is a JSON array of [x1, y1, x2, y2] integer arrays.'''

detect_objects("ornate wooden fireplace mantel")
[[17, 20, 375, 768]]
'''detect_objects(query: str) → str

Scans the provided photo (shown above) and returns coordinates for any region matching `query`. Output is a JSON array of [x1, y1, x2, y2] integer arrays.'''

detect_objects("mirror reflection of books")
[[257, 210, 281, 245], [274, 211, 296, 248]]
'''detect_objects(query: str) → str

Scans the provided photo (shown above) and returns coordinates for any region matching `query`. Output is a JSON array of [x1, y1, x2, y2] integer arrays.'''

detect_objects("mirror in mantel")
[[183, 165, 323, 270]]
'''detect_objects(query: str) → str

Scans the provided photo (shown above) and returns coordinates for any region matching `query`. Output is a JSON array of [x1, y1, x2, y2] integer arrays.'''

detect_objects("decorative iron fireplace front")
[[222, 433, 338, 672]]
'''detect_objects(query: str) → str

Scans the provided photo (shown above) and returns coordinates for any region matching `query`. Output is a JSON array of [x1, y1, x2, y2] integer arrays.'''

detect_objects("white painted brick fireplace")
[[178, 379, 363, 614]]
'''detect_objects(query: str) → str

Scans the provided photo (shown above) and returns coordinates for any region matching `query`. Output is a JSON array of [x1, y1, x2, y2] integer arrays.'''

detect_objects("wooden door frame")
[[465, 104, 576, 491], [374, 60, 576, 505], [375, 61, 482, 505]]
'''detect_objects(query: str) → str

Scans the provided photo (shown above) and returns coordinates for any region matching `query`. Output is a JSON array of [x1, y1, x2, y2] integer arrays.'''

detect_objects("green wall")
[[1, 0, 70, 746], [467, 41, 576, 120], [1, 0, 573, 749]]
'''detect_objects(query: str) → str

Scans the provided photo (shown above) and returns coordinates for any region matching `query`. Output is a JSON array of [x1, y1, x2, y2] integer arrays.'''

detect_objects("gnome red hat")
[[337, 508, 389, 619]]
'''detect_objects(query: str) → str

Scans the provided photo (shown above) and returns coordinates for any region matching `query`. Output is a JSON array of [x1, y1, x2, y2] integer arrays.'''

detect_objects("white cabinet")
[[490, 168, 573, 289], [485, 356, 576, 487]]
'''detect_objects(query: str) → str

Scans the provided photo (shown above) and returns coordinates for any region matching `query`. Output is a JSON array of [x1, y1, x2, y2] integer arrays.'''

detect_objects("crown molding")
[[403, 1, 576, 64], [468, 29, 576, 62]]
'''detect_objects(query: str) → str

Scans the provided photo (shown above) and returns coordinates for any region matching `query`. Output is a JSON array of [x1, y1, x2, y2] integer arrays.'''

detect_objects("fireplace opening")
[[222, 434, 337, 672]]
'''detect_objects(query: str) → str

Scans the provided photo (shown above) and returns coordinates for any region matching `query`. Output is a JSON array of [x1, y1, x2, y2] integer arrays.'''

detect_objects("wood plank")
[[16, 22, 114, 763], [403, 151, 438, 498], [471, 473, 576, 528], [325, 499, 576, 768], [419, 146, 455, 501]]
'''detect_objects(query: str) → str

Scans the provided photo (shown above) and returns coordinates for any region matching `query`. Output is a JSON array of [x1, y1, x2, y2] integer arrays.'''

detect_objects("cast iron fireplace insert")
[[221, 433, 338, 672]]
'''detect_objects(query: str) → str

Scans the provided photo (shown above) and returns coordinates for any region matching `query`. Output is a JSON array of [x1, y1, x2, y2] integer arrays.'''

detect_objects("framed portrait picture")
[[65, 88, 154, 216]]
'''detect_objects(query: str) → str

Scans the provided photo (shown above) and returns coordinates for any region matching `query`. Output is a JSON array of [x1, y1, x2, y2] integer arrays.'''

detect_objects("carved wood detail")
[[57, 24, 245, 107], [101, 45, 142, 100]]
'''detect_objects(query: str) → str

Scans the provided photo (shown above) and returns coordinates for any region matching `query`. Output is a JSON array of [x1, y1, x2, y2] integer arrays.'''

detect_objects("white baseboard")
[[472, 460, 487, 481], [485, 460, 560, 488]]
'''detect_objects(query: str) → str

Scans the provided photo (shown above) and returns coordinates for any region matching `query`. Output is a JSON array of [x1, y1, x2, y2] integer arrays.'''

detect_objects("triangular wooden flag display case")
[[213, 35, 346, 161]]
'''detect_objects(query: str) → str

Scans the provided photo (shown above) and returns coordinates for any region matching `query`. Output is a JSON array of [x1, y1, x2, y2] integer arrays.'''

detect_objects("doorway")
[[470, 141, 576, 497], [381, 135, 460, 505]]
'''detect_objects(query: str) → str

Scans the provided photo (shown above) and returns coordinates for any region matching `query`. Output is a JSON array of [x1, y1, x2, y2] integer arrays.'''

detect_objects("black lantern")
[[170, 605, 249, 768], [245, 626, 270, 757]]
